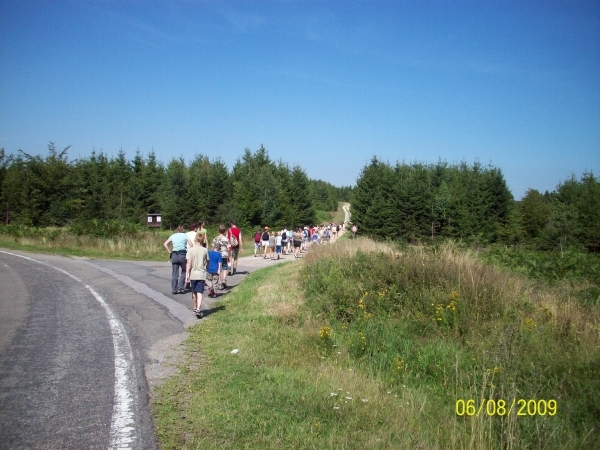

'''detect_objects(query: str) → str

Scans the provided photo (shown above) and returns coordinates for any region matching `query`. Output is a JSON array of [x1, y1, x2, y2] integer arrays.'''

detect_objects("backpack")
[[254, 231, 262, 242], [282, 231, 287, 240], [228, 229, 239, 247], [262, 231, 269, 241]]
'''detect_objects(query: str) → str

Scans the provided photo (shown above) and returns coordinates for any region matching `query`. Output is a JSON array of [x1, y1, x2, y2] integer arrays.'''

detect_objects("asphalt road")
[[0, 248, 299, 449]]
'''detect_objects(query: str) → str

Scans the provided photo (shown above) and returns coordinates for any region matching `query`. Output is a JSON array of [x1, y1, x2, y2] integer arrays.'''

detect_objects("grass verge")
[[153, 238, 600, 449]]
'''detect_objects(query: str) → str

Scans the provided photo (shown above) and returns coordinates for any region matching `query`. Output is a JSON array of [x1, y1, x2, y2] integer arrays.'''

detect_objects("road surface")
[[0, 249, 297, 449]]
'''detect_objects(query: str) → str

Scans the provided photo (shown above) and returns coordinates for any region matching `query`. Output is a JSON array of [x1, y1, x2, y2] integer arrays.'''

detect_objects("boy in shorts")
[[212, 225, 230, 290], [275, 231, 282, 260], [207, 241, 222, 298], [185, 234, 208, 318]]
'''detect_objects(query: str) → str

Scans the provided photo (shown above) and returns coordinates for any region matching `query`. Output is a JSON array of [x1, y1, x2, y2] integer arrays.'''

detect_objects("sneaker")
[[177, 288, 185, 294]]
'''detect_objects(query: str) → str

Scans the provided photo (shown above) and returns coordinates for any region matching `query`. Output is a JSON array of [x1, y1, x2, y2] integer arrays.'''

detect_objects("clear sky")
[[1, 0, 599, 199]]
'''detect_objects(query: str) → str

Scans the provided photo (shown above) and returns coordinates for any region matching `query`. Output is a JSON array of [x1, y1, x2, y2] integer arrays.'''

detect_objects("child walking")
[[207, 241, 222, 298], [212, 225, 230, 290], [275, 231, 282, 260], [185, 234, 208, 318]]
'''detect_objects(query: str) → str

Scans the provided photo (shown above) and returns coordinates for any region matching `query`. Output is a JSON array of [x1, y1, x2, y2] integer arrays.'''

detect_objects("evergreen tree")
[[290, 165, 315, 227], [519, 189, 551, 241], [160, 158, 188, 229]]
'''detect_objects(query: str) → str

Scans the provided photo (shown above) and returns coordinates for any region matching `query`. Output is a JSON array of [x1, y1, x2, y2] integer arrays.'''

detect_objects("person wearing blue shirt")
[[163, 224, 188, 294], [207, 242, 223, 297]]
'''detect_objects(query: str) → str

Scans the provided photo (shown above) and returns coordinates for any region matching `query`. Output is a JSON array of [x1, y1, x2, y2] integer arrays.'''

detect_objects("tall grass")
[[153, 238, 599, 448], [304, 238, 599, 448]]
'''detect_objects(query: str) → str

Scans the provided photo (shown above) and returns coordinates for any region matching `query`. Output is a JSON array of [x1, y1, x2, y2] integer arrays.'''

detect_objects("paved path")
[[0, 247, 301, 449], [343, 202, 351, 223]]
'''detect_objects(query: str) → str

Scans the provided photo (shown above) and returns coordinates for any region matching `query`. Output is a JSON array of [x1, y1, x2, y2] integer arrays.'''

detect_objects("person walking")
[[281, 227, 288, 255], [186, 222, 197, 247], [163, 225, 188, 295], [197, 220, 208, 248], [212, 225, 230, 290], [227, 220, 243, 275], [262, 227, 270, 258], [206, 241, 222, 298], [185, 233, 208, 318], [293, 227, 302, 259], [302, 227, 309, 251], [275, 231, 282, 260], [253, 227, 262, 257], [268, 231, 277, 260]]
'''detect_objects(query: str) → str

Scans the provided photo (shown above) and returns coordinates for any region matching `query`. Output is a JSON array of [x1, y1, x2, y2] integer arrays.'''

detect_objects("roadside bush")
[[303, 238, 600, 448], [69, 219, 142, 238], [482, 245, 600, 285], [0, 224, 41, 238]]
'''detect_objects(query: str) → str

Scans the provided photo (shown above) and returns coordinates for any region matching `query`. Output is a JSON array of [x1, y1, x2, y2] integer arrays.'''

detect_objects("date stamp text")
[[455, 399, 557, 417]]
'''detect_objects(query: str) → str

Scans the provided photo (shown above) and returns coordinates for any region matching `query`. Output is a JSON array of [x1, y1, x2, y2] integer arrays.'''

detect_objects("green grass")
[[0, 224, 252, 260], [153, 238, 600, 449], [332, 202, 347, 224], [316, 202, 347, 226]]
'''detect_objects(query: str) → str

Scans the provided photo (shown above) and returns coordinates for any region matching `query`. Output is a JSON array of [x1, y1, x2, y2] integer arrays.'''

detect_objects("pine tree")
[[160, 158, 188, 229]]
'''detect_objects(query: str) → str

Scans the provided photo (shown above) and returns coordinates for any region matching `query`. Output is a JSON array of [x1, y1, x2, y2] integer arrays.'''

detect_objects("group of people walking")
[[164, 220, 349, 318], [163, 220, 243, 318], [252, 223, 345, 259]]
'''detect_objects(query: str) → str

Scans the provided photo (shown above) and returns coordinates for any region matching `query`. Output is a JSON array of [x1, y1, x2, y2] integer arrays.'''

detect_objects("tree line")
[[0, 143, 352, 230], [351, 157, 599, 253], [505, 173, 600, 253]]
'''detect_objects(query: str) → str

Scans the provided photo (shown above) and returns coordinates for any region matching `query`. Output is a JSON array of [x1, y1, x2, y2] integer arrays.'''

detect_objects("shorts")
[[207, 272, 219, 281], [276, 245, 282, 253], [221, 256, 229, 271], [293, 239, 301, 248], [254, 241, 261, 249], [231, 246, 240, 260], [262, 240, 269, 247], [190, 279, 205, 293]]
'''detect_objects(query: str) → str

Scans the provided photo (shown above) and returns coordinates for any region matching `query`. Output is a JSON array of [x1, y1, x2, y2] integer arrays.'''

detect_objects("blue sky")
[[1, 0, 599, 199]]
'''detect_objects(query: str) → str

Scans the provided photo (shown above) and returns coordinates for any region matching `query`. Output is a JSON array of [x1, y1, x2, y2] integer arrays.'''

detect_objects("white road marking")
[[0, 251, 137, 449]]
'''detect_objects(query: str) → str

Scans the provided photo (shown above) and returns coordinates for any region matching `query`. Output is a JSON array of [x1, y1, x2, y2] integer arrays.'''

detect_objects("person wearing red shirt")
[[227, 220, 243, 275]]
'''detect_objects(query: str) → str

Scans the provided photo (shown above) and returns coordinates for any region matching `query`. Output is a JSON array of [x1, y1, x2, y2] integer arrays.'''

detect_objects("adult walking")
[[227, 220, 243, 275], [197, 220, 208, 248], [281, 227, 289, 255], [261, 227, 270, 258], [293, 227, 303, 259], [253, 228, 262, 257], [163, 225, 188, 294], [186, 222, 197, 247]]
